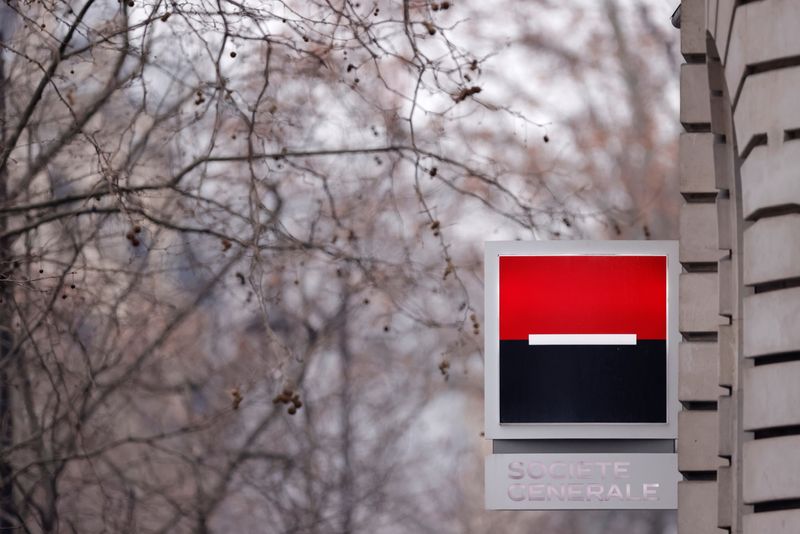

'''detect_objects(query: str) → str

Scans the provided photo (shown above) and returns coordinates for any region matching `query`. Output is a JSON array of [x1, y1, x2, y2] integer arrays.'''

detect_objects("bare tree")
[[0, 0, 678, 532]]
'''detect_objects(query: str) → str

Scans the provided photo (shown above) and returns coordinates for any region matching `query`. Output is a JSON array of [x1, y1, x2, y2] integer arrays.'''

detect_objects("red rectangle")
[[499, 255, 667, 341]]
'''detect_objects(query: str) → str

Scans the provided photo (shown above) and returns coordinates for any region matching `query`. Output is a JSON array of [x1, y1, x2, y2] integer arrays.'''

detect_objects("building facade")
[[678, 1, 800, 533]]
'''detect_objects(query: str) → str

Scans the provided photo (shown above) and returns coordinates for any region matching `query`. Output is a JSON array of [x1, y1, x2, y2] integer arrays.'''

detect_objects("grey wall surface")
[[679, 1, 800, 533]]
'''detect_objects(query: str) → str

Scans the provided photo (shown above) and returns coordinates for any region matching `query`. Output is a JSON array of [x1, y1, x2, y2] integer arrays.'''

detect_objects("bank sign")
[[484, 241, 679, 510], [486, 453, 679, 509]]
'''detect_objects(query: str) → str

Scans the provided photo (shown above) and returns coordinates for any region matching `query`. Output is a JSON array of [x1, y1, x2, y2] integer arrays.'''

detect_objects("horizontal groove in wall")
[[682, 123, 712, 133], [739, 133, 768, 161], [682, 52, 707, 64], [746, 204, 800, 222], [754, 425, 800, 440], [753, 498, 800, 514], [785, 128, 800, 142], [752, 276, 800, 294], [681, 401, 719, 411], [681, 262, 719, 273], [682, 471, 718, 481], [733, 55, 800, 111], [682, 192, 719, 203], [752, 351, 800, 366], [682, 332, 719, 343]]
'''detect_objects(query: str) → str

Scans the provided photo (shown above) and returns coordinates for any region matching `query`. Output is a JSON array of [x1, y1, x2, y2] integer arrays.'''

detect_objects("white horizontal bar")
[[528, 334, 637, 345]]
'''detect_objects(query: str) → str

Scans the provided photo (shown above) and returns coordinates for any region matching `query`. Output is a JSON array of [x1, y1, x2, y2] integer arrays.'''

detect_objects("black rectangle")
[[499, 340, 667, 424]]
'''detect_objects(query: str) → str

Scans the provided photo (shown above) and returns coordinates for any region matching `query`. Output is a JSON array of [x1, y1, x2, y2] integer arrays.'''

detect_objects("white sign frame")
[[484, 240, 680, 440]]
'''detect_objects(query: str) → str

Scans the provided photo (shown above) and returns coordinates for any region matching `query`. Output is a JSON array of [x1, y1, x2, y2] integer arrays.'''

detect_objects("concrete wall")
[[679, 1, 800, 533]]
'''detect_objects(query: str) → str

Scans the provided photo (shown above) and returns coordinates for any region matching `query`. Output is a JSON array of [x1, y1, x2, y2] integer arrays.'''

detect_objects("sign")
[[500, 254, 667, 424], [484, 241, 679, 440], [483, 242, 680, 511], [485, 453, 680, 510]]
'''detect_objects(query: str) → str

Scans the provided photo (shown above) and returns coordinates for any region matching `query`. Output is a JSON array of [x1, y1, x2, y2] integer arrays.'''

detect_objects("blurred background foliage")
[[0, 0, 678, 531]]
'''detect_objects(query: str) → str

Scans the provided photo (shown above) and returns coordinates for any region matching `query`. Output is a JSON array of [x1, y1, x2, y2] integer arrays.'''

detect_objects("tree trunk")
[[338, 287, 354, 534], [0, 24, 18, 531]]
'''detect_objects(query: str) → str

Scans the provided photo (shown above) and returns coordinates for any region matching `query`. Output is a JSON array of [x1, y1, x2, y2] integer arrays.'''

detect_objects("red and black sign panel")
[[499, 255, 667, 424]]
